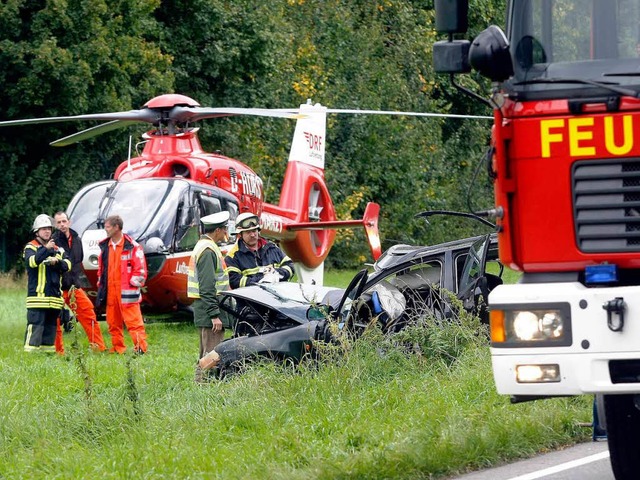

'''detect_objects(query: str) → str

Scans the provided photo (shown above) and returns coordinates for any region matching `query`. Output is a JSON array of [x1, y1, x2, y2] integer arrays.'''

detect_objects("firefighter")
[[95, 215, 148, 354], [23, 214, 72, 352], [53, 211, 106, 353], [187, 211, 230, 383], [224, 212, 294, 288]]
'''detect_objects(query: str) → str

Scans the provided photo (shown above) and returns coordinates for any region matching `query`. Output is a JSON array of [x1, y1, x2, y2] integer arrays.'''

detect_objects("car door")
[[458, 234, 494, 323], [335, 269, 369, 334]]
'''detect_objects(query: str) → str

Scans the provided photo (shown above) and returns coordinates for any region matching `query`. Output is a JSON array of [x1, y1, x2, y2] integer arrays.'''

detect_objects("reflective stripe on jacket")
[[23, 240, 71, 309], [187, 236, 229, 298], [96, 234, 147, 308], [224, 237, 294, 288]]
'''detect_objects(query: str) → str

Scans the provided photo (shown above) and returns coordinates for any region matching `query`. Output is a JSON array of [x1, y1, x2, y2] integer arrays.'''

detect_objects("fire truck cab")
[[434, 1, 640, 478]]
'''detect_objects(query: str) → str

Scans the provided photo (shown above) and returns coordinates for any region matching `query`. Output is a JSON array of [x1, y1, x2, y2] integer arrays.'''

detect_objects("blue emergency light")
[[585, 264, 618, 284]]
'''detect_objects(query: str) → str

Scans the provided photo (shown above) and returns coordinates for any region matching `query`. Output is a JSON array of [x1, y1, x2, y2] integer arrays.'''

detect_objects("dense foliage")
[[0, 0, 506, 271]]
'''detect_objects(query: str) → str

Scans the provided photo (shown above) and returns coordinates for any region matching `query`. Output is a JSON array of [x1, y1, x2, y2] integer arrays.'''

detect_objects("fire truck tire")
[[604, 394, 640, 479]]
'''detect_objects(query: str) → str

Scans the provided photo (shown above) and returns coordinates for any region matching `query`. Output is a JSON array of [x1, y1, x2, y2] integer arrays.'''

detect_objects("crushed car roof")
[[373, 233, 497, 271]]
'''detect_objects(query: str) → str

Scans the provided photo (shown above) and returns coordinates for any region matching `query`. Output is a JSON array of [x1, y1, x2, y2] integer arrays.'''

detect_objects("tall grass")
[[0, 277, 590, 479]]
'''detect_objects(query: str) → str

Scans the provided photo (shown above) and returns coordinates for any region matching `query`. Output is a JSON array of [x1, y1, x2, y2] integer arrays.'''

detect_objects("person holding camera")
[[23, 214, 71, 352]]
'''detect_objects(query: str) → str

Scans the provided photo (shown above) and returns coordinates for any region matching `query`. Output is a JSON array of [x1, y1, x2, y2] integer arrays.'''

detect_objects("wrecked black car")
[[210, 283, 342, 375], [210, 233, 501, 376]]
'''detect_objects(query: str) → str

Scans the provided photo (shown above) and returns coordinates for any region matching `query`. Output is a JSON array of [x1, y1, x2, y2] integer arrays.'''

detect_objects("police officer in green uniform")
[[187, 211, 230, 383]]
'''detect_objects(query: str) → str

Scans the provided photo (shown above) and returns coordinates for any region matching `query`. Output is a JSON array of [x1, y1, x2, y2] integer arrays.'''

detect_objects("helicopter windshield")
[[67, 180, 114, 236], [69, 179, 189, 249], [508, 0, 640, 98], [106, 180, 187, 246]]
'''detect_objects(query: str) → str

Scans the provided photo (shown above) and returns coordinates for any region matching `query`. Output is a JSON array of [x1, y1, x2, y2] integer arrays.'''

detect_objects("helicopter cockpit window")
[[175, 190, 199, 252], [191, 192, 240, 248], [105, 180, 187, 250], [67, 181, 114, 235], [200, 195, 222, 216], [175, 190, 239, 252]]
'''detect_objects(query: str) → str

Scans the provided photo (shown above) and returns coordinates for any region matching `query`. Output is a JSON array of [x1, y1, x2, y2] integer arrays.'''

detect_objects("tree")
[[0, 0, 172, 270], [0, 0, 507, 271]]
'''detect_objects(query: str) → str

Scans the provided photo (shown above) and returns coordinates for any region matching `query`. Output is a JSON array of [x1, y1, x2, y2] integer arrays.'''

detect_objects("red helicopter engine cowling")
[[113, 129, 264, 215]]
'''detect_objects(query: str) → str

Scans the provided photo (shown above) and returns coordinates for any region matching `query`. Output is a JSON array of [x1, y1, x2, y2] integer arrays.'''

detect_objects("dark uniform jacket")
[[191, 245, 227, 328], [23, 239, 71, 309], [224, 237, 294, 289], [53, 228, 86, 291]]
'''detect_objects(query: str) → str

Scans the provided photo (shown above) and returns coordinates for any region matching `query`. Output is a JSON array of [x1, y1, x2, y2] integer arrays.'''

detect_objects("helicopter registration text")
[[261, 213, 283, 234]]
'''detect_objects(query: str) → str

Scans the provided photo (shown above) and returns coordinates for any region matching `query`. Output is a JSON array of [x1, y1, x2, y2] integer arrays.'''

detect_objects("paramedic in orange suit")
[[95, 215, 148, 354]]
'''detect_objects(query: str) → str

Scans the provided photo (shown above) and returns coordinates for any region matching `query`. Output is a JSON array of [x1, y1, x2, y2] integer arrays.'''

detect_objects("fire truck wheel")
[[604, 394, 640, 479]]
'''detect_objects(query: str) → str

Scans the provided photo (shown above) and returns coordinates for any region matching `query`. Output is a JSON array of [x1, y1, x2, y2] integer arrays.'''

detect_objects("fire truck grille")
[[609, 359, 640, 384], [573, 159, 640, 252]]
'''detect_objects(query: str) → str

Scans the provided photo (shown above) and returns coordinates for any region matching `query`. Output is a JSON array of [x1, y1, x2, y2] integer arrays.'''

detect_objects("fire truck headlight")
[[490, 303, 571, 347], [516, 364, 561, 383]]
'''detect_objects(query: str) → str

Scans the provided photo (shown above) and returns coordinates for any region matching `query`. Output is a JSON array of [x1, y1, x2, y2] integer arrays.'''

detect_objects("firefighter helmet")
[[234, 212, 261, 233], [32, 214, 53, 232]]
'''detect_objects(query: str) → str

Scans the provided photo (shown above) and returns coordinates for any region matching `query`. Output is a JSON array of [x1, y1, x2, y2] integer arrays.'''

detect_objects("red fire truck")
[[433, 0, 640, 477]]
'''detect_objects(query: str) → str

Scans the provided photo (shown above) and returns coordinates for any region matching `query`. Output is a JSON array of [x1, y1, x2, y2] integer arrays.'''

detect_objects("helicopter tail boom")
[[262, 102, 381, 269]]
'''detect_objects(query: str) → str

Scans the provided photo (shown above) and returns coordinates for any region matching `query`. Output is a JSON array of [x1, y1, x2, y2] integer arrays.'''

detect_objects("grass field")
[[0, 272, 591, 479]]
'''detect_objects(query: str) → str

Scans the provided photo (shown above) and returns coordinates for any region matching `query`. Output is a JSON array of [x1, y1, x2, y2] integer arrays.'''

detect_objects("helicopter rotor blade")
[[0, 109, 160, 128], [169, 106, 306, 123], [275, 108, 492, 120], [324, 108, 492, 119], [50, 120, 141, 147]]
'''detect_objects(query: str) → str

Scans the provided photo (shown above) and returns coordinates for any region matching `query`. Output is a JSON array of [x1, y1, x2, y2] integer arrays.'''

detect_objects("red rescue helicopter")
[[1, 94, 490, 315], [1, 94, 385, 315]]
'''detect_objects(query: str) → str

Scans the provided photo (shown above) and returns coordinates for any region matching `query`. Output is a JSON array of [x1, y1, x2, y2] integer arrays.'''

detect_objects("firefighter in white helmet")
[[224, 212, 294, 288], [23, 214, 71, 352]]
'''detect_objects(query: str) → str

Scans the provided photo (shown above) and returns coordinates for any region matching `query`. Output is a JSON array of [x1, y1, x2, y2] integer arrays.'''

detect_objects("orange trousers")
[[55, 288, 106, 354], [106, 302, 148, 354]]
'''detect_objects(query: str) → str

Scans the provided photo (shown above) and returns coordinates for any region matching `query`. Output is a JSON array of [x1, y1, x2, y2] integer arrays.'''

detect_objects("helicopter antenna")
[[127, 135, 133, 171]]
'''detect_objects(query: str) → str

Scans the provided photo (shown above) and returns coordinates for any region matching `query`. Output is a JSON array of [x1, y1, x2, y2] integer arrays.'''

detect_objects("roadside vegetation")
[[1, 273, 591, 479]]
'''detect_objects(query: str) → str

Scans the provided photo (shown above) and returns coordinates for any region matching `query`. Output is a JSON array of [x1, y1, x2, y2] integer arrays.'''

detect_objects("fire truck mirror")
[[469, 25, 514, 82], [434, 0, 469, 34]]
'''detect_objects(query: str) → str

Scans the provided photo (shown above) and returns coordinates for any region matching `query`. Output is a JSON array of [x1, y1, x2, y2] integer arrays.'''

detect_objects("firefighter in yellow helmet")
[[225, 212, 294, 288]]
